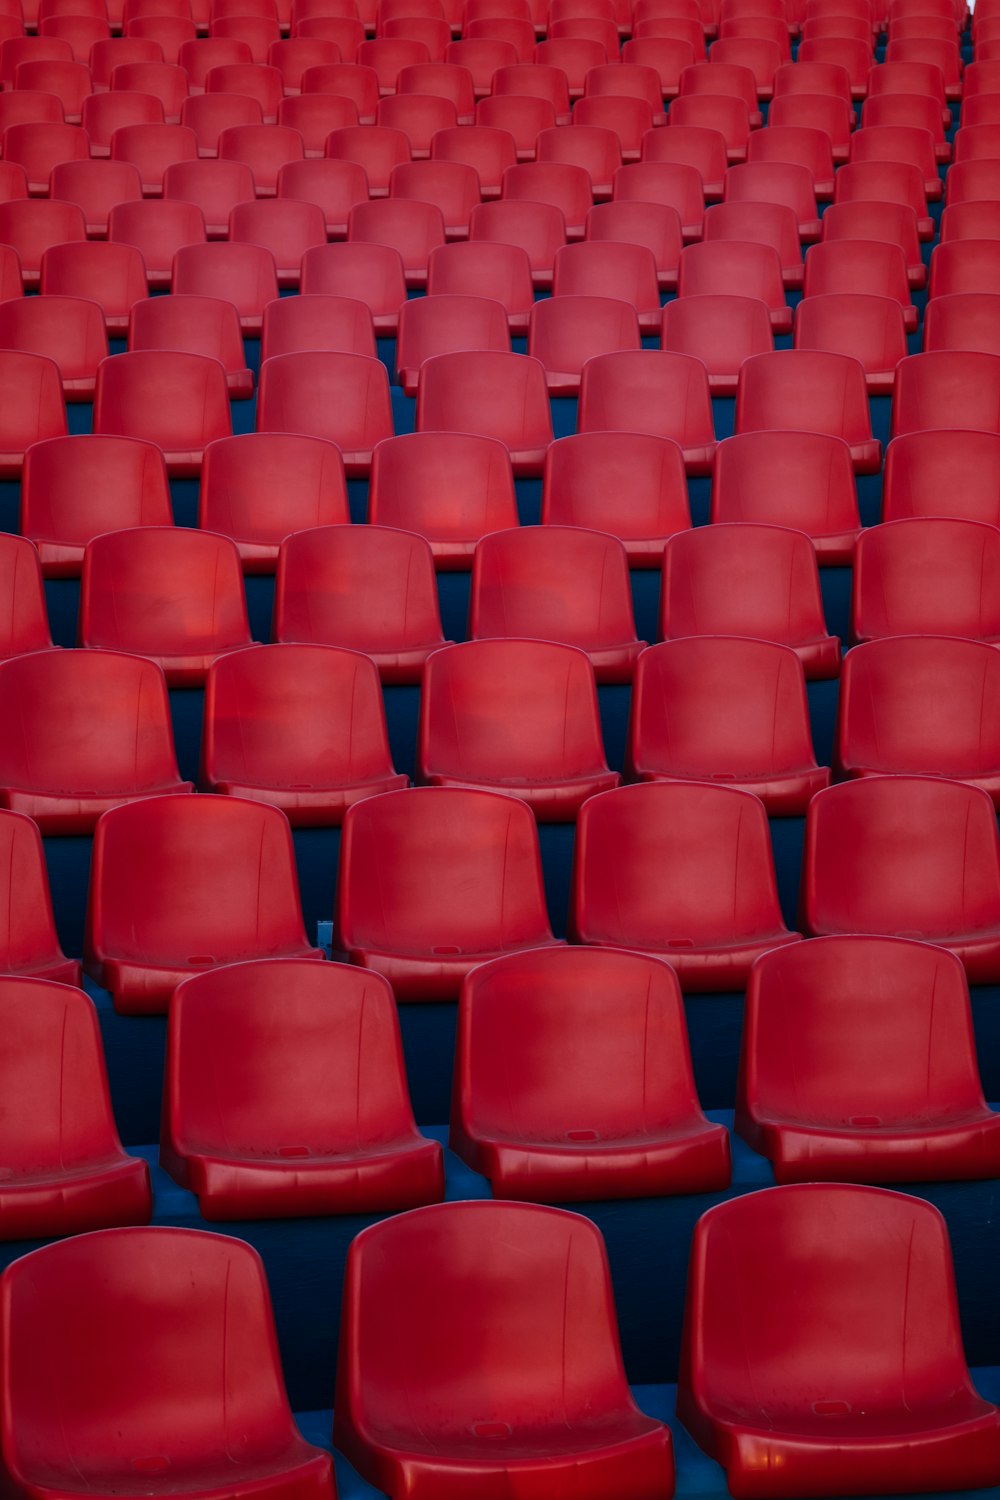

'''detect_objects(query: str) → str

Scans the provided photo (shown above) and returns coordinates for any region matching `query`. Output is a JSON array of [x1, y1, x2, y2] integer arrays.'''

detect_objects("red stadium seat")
[[269, 34, 342, 89], [93, 349, 231, 474], [325, 120, 408, 194], [892, 350, 1000, 439], [869, 57, 951, 122], [418, 638, 618, 815], [0, 295, 106, 401], [475, 93, 556, 157], [574, 93, 657, 156], [469, 524, 643, 681], [745, 121, 835, 198], [795, 291, 907, 394], [91, 36, 166, 89], [660, 293, 773, 394], [255, 350, 392, 473], [467, 197, 566, 286], [228, 194, 325, 285], [833, 156, 933, 238], [0, 808, 79, 984], [531, 36, 606, 91], [585, 199, 683, 289], [850, 121, 942, 199], [863, 88, 950, 162], [369, 430, 517, 564], [852, 517, 1000, 646], [181, 90, 264, 154], [21, 433, 170, 578], [416, 348, 552, 473], [0, 350, 66, 475], [161, 957, 440, 1214], [723, 158, 821, 237], [802, 236, 916, 330], [452, 945, 729, 1197], [171, 239, 277, 330], [820, 197, 926, 285], [335, 786, 559, 998], [679, 58, 761, 126], [0, 244, 21, 303], [882, 429, 1000, 525], [278, 92, 359, 153], [797, 35, 873, 96], [884, 35, 961, 98], [274, 523, 450, 681], [11, 61, 90, 125], [571, 781, 800, 989], [376, 91, 456, 155], [667, 90, 752, 160], [0, 648, 191, 832], [296, 15, 365, 55], [178, 35, 255, 87], [0, 975, 151, 1237], [357, 33, 431, 88], [501, 159, 593, 237], [1, 120, 88, 196], [300, 240, 407, 330], [108, 198, 206, 288], [929, 239, 1000, 300], [612, 158, 704, 238], [662, 521, 839, 676], [541, 429, 690, 565], [210, 12, 281, 60], [703, 199, 804, 286], [127, 15, 198, 61], [773, 57, 855, 102], [162, 157, 255, 235], [218, 120, 303, 193], [110, 121, 200, 195], [710, 34, 784, 95], [676, 1184, 1000, 1494], [276, 156, 368, 233], [38, 240, 148, 334], [768, 89, 853, 160], [678, 239, 791, 330], [623, 35, 698, 97], [389, 158, 480, 237], [112, 60, 190, 122], [202, 63, 283, 124], [712, 428, 860, 559], [736, 349, 880, 471], [0, 93, 65, 141], [128, 294, 251, 397], [534, 122, 621, 197], [49, 159, 143, 238], [394, 293, 508, 393], [398, 61, 475, 121], [629, 636, 827, 813], [802, 776, 1000, 980], [334, 1200, 673, 1497], [429, 123, 515, 194], [945, 159, 1000, 211], [201, 644, 407, 819], [0, 1228, 333, 1495], [577, 348, 716, 473], [261, 291, 375, 361], [529, 293, 641, 393], [940, 201, 1000, 241], [0, 36, 74, 88], [550, 238, 660, 329], [738, 936, 1000, 1181], [301, 60, 379, 120], [198, 431, 347, 569]]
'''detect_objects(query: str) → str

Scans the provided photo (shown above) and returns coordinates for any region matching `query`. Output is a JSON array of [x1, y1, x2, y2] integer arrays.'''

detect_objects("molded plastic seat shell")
[[0, 808, 80, 985], [712, 428, 861, 560], [0, 295, 107, 402], [335, 785, 560, 999], [255, 350, 393, 474], [571, 781, 801, 990], [852, 517, 1000, 646], [368, 430, 517, 566], [0, 350, 66, 476], [881, 430, 1000, 525], [394, 294, 510, 395], [199, 431, 348, 570], [416, 349, 553, 474], [660, 293, 774, 396], [541, 430, 690, 565], [577, 348, 716, 474], [161, 958, 443, 1216], [92, 349, 232, 475], [736, 349, 881, 471]]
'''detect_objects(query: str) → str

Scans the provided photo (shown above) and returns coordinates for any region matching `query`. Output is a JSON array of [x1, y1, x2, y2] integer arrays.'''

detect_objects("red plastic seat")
[[722, 159, 821, 239], [1, 120, 88, 197], [109, 120, 200, 195], [299, 240, 406, 330], [269, 34, 342, 89], [0, 808, 79, 984], [802, 776, 1000, 979], [677, 1183, 1000, 1495], [892, 350, 1000, 439], [11, 61, 91, 125], [584, 199, 682, 290], [428, 123, 515, 195], [923, 292, 1000, 359], [739, 935, 1000, 1180], [92, 349, 231, 473], [659, 293, 772, 395], [416, 348, 552, 473], [21, 433, 171, 578], [622, 35, 698, 97], [575, 91, 659, 155], [529, 293, 640, 393], [928, 239, 1000, 301], [945, 159, 1000, 213], [276, 156, 367, 233], [63, 92, 155, 165], [474, 93, 555, 158], [0, 350, 66, 476], [634, 12, 707, 54], [577, 348, 716, 473], [677, 239, 790, 330], [127, 14, 198, 61], [0, 294, 105, 401], [571, 781, 800, 990], [703, 199, 803, 286], [821, 197, 926, 286], [797, 34, 873, 95], [38, 240, 148, 335], [768, 90, 853, 161], [301, 60, 379, 120], [534, 122, 621, 197], [803, 240, 915, 342], [324, 121, 408, 195], [111, 60, 190, 123], [444, 36, 520, 95], [773, 56, 855, 101], [852, 517, 1000, 646], [837, 635, 1000, 806], [181, 90, 265, 154], [335, 1199, 672, 1497], [370, 427, 516, 561], [274, 523, 449, 680], [745, 123, 835, 202], [375, 91, 456, 156], [393, 292, 507, 392], [381, 15, 450, 60], [882, 429, 1000, 525], [171, 239, 277, 330], [418, 638, 618, 815], [869, 57, 951, 122], [863, 88, 951, 165], [297, 15, 365, 53], [710, 34, 785, 95], [261, 293, 374, 365], [795, 290, 907, 395], [500, 159, 592, 237], [86, 793, 322, 1011], [0, 36, 73, 88], [0, 535, 49, 663], [0, 976, 150, 1238], [255, 350, 392, 473], [612, 159, 704, 239], [335, 786, 559, 998], [0, 93, 66, 142], [467, 197, 566, 286], [885, 34, 961, 97], [550, 238, 660, 329], [210, 12, 281, 59], [276, 92, 358, 153], [398, 61, 475, 121], [629, 636, 827, 813], [736, 349, 880, 471], [849, 121, 942, 202], [1, 1227, 334, 1495], [667, 90, 752, 160], [451, 945, 729, 1197], [662, 521, 839, 676], [228, 194, 325, 286], [129, 293, 252, 398], [178, 35, 255, 87], [162, 957, 439, 1215], [365, 177, 458, 266], [91, 36, 167, 89], [469, 524, 643, 682], [940, 201, 1000, 243], [108, 198, 206, 288], [541, 429, 690, 565], [161, 157, 255, 235], [48, 159, 143, 239], [714, 428, 860, 560], [679, 58, 761, 126], [529, 37, 605, 91], [218, 120, 303, 193], [0, 647, 191, 833], [835, 157, 934, 240], [203, 62, 282, 123]]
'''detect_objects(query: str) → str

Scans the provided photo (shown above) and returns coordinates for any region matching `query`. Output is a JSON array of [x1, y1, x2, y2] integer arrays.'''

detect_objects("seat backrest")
[[0, 807, 70, 971], [470, 524, 637, 648], [712, 429, 859, 534], [369, 430, 517, 544], [22, 435, 170, 575], [199, 431, 348, 547], [892, 350, 1000, 437], [737, 349, 874, 445], [882, 430, 1000, 523], [853, 516, 1000, 642]]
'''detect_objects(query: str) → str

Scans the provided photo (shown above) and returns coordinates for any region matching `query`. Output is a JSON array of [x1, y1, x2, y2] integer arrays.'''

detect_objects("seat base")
[[0, 1154, 152, 1240]]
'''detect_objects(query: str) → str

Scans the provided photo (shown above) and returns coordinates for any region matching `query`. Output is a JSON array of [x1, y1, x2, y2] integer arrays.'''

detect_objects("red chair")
[[577, 348, 716, 473], [475, 93, 556, 158], [451, 945, 729, 1198], [269, 34, 342, 89], [11, 61, 91, 125], [928, 239, 1000, 300], [300, 241, 407, 330], [738, 935, 1000, 1181], [530, 36, 605, 89], [162, 957, 440, 1215], [541, 430, 690, 565], [181, 91, 264, 154], [715, 427, 860, 560], [736, 349, 880, 471], [869, 57, 951, 122], [38, 241, 148, 335], [821, 197, 926, 285], [849, 121, 942, 201], [0, 294, 105, 401], [324, 120, 408, 194], [612, 159, 704, 239], [416, 348, 552, 473], [0, 647, 191, 833], [418, 638, 618, 815], [882, 429, 1000, 525], [444, 36, 520, 95], [772, 56, 855, 101], [0, 36, 74, 88], [745, 123, 835, 201], [202, 643, 406, 819], [467, 197, 566, 286], [796, 34, 873, 95], [0, 350, 66, 476], [91, 36, 166, 89], [940, 200, 1000, 242], [863, 88, 950, 162], [256, 350, 392, 472], [210, 12, 281, 60], [178, 34, 254, 86], [396, 284, 508, 381], [276, 155, 368, 233], [203, 61, 282, 121], [127, 14, 198, 61], [667, 90, 752, 160], [228, 195, 325, 286], [91, 349, 230, 476], [529, 293, 640, 393], [398, 60, 475, 121], [629, 636, 826, 813], [802, 776, 1000, 980], [382, 15, 450, 59], [172, 239, 277, 330], [48, 159, 143, 239], [261, 291, 375, 362], [278, 92, 359, 152], [703, 199, 804, 286], [109, 120, 199, 193], [469, 525, 643, 682], [86, 792, 322, 1011], [659, 293, 771, 395], [500, 159, 592, 237], [662, 522, 839, 677], [111, 60, 190, 122], [710, 33, 784, 95], [0, 809, 79, 985], [722, 158, 821, 238], [429, 123, 515, 194], [128, 294, 251, 398], [837, 635, 1000, 806], [274, 523, 449, 679], [892, 350, 1000, 439], [768, 89, 853, 160], [198, 430, 347, 569], [335, 786, 559, 999], [1, 120, 89, 196], [0, 976, 151, 1238], [679, 58, 761, 126], [21, 433, 170, 578], [162, 156, 255, 234], [357, 32, 431, 87], [108, 198, 206, 288], [334, 1200, 672, 1497], [677, 1184, 1000, 1495], [885, 35, 961, 98], [584, 199, 682, 290], [803, 236, 916, 331], [534, 122, 621, 197], [795, 291, 907, 395], [622, 34, 697, 97], [369, 431, 515, 567], [218, 120, 303, 193], [301, 60, 379, 119], [571, 781, 800, 990], [550, 238, 660, 329], [852, 517, 1000, 646], [945, 159, 1000, 212], [0, 1228, 334, 1495], [0, 244, 21, 305], [835, 156, 934, 238], [678, 239, 791, 330], [376, 91, 456, 155], [0, 93, 66, 140], [923, 293, 1000, 357], [388, 158, 480, 237]]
